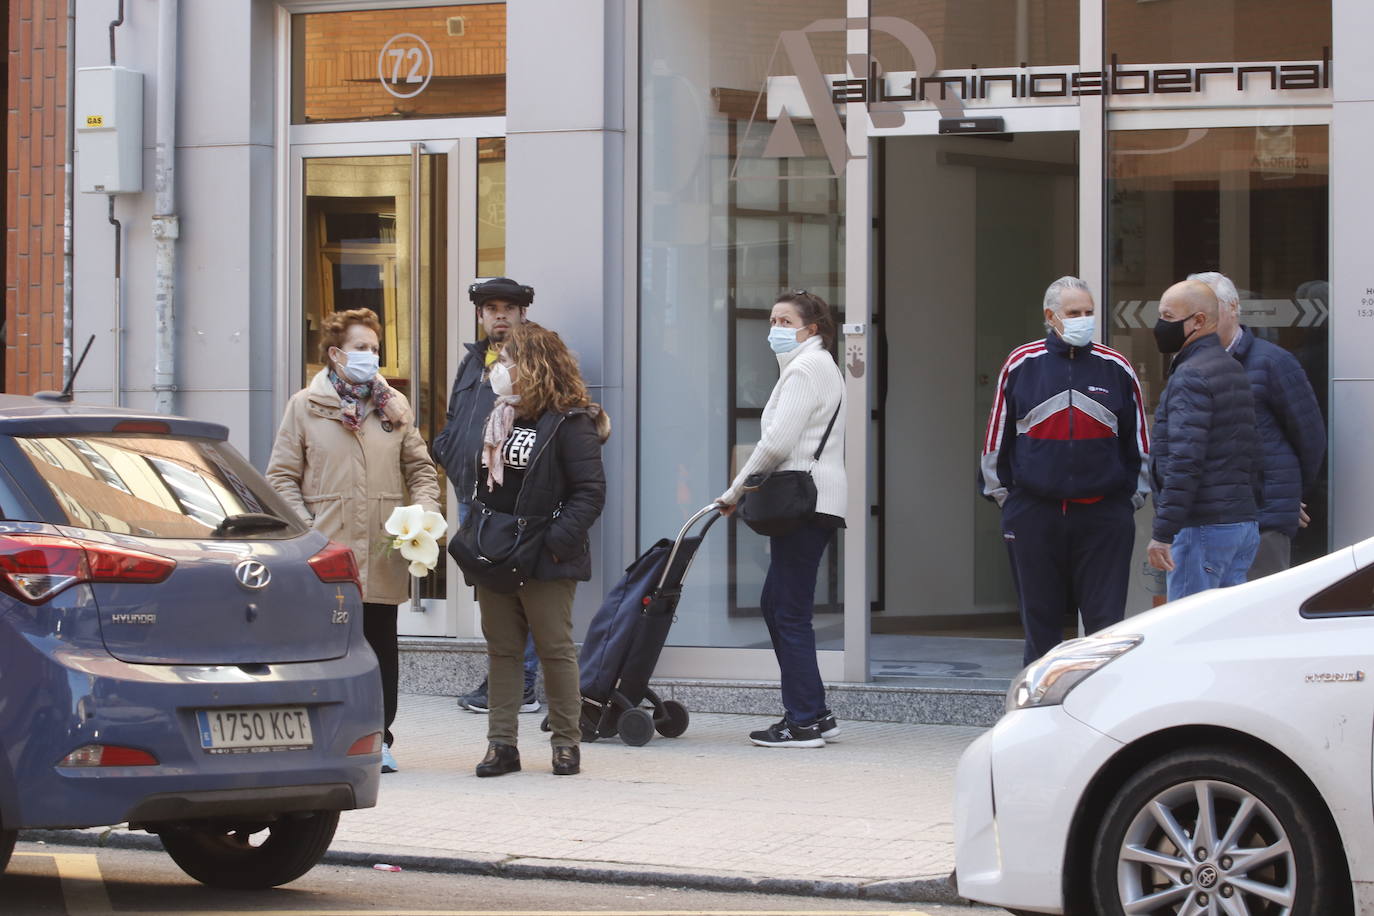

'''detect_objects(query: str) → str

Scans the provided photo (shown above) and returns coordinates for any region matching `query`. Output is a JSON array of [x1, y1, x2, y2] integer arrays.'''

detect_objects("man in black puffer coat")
[[1147, 279, 1261, 601]]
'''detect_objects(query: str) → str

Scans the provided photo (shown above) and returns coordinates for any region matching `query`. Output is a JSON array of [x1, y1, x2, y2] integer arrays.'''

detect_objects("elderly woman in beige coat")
[[267, 307, 440, 775]]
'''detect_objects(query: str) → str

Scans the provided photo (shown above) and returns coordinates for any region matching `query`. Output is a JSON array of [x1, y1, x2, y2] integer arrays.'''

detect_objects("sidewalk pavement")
[[39, 695, 988, 904]]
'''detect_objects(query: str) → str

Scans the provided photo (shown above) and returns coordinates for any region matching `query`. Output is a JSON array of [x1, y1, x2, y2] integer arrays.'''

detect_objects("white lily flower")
[[384, 504, 425, 539], [419, 510, 447, 540], [408, 559, 430, 578], [396, 531, 440, 569]]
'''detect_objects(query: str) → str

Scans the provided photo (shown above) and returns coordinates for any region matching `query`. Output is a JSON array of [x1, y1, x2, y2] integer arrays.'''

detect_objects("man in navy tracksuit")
[[981, 277, 1150, 665]]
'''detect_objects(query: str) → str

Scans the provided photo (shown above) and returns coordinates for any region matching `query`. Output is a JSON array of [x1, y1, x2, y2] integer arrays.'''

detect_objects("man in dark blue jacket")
[[982, 277, 1150, 664], [1147, 280, 1261, 600], [1190, 272, 1326, 579], [432, 277, 543, 714]]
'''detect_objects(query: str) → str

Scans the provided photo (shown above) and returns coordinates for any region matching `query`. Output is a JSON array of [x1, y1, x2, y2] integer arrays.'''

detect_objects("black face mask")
[[1153, 316, 1193, 354]]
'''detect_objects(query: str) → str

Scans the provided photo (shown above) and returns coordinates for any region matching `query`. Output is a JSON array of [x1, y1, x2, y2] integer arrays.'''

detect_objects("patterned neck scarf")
[[481, 395, 523, 489], [328, 368, 396, 433]]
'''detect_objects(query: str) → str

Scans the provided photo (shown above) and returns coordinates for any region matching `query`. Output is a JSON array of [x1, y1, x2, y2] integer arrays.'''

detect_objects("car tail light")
[[59, 744, 159, 767], [112, 420, 171, 434], [347, 732, 383, 756], [309, 541, 360, 588], [0, 534, 176, 604]]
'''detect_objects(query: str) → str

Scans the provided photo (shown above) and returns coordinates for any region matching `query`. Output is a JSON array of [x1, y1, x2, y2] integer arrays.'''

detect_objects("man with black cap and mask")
[[1147, 279, 1261, 601], [433, 277, 542, 713]]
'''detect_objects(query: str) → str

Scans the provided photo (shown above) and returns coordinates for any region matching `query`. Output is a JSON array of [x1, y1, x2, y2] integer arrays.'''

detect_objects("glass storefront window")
[[290, 4, 506, 124], [640, 1, 846, 651], [1107, 124, 1330, 564], [1107, 0, 1330, 65], [477, 138, 506, 276], [872, 0, 1078, 72]]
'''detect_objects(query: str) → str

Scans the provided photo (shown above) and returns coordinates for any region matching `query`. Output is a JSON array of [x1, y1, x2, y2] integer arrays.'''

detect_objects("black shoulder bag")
[[448, 500, 552, 594], [737, 401, 841, 537]]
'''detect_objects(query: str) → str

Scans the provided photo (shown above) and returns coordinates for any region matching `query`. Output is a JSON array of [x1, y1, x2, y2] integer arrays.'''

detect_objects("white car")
[[954, 537, 1374, 915]]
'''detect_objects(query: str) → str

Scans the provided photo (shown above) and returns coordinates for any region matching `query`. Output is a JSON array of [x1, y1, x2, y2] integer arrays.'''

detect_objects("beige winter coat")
[[266, 370, 442, 606]]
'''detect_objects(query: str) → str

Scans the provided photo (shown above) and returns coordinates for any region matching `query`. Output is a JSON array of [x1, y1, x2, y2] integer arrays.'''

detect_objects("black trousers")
[[1002, 493, 1135, 666], [362, 603, 398, 747]]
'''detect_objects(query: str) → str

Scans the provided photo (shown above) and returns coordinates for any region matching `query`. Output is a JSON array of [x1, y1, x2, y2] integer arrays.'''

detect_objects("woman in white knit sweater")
[[717, 291, 846, 749]]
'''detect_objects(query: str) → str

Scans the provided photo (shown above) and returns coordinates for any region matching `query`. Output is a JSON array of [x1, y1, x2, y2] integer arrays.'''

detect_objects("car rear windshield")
[[12, 434, 307, 539]]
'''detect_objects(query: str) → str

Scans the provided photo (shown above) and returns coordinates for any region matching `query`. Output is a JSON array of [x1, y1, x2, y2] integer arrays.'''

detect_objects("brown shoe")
[[476, 742, 520, 777], [552, 745, 580, 776]]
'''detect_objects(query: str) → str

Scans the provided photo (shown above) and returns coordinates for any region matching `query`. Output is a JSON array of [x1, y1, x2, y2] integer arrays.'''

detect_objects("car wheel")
[[158, 810, 339, 889], [1091, 747, 1346, 915], [0, 826, 15, 874]]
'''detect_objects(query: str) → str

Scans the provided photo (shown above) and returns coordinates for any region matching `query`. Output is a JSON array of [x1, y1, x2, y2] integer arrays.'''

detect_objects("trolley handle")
[[656, 503, 723, 593]]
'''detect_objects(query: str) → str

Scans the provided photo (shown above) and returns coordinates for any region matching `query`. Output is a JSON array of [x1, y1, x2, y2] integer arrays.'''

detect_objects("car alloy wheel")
[[1117, 779, 1294, 913], [1091, 747, 1348, 916]]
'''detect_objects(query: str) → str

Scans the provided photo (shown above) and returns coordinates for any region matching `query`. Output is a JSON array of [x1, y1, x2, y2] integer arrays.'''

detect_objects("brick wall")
[[6, 0, 65, 395]]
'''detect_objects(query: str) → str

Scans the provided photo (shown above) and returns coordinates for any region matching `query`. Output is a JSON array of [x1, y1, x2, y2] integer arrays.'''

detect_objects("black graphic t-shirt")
[[477, 422, 538, 514]]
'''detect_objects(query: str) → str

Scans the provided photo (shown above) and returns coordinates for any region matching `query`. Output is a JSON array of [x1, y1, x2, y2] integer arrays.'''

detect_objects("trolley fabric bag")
[[578, 538, 674, 702]]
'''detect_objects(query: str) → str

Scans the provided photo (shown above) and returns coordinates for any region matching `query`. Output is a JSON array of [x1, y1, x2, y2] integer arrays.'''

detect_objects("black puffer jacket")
[[1151, 333, 1260, 543], [506, 407, 607, 581], [432, 342, 496, 501]]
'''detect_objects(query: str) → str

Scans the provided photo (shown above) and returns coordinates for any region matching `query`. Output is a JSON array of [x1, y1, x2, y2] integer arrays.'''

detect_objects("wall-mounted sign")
[[1115, 298, 1329, 329], [377, 33, 434, 100]]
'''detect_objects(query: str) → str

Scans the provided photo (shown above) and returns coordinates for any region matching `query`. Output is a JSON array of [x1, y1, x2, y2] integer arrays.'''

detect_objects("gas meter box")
[[75, 66, 144, 194]]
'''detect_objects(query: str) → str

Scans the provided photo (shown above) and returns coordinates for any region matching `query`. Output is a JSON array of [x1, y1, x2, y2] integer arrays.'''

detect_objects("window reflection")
[[1107, 0, 1330, 65], [290, 4, 506, 124], [872, 0, 1078, 71], [1108, 125, 1329, 563]]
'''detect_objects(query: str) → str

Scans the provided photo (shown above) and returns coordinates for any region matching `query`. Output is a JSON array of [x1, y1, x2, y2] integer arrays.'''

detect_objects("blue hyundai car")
[[0, 395, 382, 888]]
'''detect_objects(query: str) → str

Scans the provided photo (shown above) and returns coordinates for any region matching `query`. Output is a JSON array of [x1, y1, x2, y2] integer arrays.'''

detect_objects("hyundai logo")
[[234, 559, 271, 590]]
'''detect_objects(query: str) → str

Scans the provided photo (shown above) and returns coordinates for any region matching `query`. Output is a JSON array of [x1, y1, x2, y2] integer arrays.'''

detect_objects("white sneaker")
[[381, 743, 398, 773], [520, 688, 542, 713]]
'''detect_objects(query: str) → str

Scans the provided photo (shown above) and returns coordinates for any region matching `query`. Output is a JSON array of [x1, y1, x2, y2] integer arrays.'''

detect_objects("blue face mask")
[[768, 326, 801, 354], [337, 349, 380, 384]]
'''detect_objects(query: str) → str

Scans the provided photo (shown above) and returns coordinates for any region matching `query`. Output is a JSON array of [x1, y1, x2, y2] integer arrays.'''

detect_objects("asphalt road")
[[2, 841, 1010, 916]]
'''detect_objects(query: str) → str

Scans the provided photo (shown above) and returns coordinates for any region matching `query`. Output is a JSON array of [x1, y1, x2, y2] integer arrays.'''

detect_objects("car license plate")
[[196, 707, 313, 754]]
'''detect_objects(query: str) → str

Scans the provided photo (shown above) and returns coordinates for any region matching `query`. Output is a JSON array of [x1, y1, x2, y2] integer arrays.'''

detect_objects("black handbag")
[[738, 402, 841, 537], [447, 499, 552, 594]]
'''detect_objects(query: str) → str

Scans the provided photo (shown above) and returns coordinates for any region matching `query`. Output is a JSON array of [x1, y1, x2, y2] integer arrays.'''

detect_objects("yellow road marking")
[[14, 851, 114, 915]]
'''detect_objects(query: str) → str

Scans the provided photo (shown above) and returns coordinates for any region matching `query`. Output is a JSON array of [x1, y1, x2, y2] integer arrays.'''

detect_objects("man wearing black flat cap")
[[433, 277, 542, 714]]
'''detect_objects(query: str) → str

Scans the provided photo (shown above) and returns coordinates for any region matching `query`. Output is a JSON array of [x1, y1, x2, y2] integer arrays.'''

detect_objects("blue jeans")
[[460, 502, 540, 689], [761, 522, 832, 725], [1167, 522, 1260, 601]]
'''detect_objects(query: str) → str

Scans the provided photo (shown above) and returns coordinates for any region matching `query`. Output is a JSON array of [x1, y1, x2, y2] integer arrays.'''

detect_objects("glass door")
[[291, 138, 504, 637], [874, 130, 1079, 682]]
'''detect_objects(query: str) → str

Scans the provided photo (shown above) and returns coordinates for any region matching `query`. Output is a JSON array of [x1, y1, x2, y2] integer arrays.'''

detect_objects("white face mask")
[[489, 362, 515, 398], [1058, 315, 1096, 348], [335, 349, 379, 383]]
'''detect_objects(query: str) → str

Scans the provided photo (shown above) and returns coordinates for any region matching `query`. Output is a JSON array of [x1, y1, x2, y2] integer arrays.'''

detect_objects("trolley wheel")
[[539, 715, 551, 733], [618, 708, 656, 747], [654, 700, 690, 739]]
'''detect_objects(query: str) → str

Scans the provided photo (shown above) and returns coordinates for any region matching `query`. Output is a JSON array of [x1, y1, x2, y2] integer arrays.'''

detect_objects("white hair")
[[1042, 276, 1092, 316], [1187, 271, 1239, 310]]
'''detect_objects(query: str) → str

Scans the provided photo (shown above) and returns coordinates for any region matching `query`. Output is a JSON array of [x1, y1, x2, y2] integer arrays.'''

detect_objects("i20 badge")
[[234, 559, 272, 590]]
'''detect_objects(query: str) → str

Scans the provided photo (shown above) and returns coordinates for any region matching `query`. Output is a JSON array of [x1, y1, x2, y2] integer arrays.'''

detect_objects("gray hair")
[[1042, 276, 1092, 317], [1187, 271, 1240, 310]]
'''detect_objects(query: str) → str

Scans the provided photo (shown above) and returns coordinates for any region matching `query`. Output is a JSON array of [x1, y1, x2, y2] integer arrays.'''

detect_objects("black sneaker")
[[816, 709, 840, 741], [519, 687, 541, 713], [749, 717, 825, 748], [459, 681, 489, 713]]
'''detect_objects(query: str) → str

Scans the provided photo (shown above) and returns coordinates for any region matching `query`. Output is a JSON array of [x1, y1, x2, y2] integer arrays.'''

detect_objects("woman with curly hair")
[[267, 308, 441, 775], [464, 321, 609, 777]]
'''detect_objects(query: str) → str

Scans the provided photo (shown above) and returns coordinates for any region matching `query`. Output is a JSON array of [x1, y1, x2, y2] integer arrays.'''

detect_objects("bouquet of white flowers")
[[384, 504, 447, 577]]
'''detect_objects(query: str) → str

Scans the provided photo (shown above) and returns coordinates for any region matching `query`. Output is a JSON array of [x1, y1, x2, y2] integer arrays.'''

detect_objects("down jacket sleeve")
[[1268, 350, 1326, 493], [544, 414, 606, 562], [1152, 370, 1213, 543]]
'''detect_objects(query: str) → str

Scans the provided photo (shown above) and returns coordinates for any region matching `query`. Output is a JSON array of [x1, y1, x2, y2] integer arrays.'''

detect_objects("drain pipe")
[[62, 0, 76, 381], [109, 1, 125, 406], [152, 0, 180, 415]]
